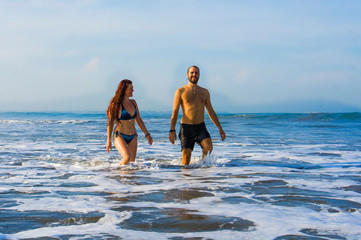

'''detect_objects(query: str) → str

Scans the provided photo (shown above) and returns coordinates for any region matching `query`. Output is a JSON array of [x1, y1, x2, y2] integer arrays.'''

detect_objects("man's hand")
[[219, 130, 226, 141], [169, 131, 177, 144]]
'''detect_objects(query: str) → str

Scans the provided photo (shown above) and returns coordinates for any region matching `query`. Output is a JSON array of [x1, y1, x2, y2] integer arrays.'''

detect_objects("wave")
[[0, 111, 105, 123], [223, 112, 361, 122], [0, 119, 99, 125], [0, 111, 105, 118], [1, 111, 361, 124]]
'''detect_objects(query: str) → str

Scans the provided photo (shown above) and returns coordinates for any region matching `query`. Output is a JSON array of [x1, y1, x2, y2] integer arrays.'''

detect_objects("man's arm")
[[169, 89, 181, 144], [204, 90, 226, 141]]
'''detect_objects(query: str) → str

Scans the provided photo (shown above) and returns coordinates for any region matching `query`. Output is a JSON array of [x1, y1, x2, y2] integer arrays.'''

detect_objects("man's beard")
[[188, 76, 199, 84]]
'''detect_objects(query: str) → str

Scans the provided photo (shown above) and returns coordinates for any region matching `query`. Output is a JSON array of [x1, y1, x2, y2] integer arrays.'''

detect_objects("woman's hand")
[[106, 141, 112, 153], [146, 134, 153, 145], [219, 129, 226, 141]]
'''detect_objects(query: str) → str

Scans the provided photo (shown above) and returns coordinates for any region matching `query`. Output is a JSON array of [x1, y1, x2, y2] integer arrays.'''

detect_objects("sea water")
[[0, 112, 360, 240]]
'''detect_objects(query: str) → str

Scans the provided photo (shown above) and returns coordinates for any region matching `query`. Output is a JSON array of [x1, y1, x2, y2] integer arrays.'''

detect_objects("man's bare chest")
[[182, 91, 206, 104]]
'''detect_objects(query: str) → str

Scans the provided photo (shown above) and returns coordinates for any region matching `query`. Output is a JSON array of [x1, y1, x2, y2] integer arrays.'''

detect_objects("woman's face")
[[125, 83, 134, 97]]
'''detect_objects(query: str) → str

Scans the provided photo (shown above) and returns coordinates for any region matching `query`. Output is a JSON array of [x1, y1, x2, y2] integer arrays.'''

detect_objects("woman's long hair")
[[107, 79, 132, 125]]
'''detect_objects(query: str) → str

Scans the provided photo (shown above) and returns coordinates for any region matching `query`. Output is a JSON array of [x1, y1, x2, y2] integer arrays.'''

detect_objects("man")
[[169, 66, 226, 165]]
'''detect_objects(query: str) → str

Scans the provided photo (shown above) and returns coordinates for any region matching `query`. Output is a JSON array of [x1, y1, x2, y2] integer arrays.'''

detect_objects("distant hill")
[[214, 100, 361, 113]]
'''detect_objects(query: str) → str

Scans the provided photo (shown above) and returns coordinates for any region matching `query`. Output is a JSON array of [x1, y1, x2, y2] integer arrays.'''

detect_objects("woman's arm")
[[133, 100, 153, 145], [106, 120, 114, 153]]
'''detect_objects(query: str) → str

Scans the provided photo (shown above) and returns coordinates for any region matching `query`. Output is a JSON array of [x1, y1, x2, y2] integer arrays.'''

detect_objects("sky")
[[0, 0, 361, 113]]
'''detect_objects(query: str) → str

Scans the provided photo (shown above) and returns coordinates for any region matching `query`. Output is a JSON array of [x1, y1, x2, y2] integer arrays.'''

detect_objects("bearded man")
[[169, 66, 226, 165]]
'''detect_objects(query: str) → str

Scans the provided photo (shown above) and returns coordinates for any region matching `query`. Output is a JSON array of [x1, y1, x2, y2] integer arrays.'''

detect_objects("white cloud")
[[300, 71, 355, 84], [84, 57, 100, 72], [63, 50, 80, 57], [234, 69, 257, 84]]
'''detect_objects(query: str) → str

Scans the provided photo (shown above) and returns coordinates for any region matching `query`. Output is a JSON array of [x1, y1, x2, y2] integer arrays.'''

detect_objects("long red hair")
[[107, 79, 132, 125]]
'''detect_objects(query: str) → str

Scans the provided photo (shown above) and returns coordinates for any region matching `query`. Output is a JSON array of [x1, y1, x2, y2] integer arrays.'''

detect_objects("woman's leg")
[[114, 136, 133, 165], [128, 135, 138, 163]]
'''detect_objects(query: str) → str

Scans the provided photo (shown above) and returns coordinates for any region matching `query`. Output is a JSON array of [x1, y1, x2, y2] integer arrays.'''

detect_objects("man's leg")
[[182, 148, 192, 165], [200, 138, 213, 159]]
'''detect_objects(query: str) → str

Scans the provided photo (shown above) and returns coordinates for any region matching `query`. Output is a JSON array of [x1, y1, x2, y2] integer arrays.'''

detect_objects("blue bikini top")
[[119, 101, 137, 120]]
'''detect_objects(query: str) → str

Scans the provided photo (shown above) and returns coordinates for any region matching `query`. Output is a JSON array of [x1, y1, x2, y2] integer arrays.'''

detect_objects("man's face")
[[187, 67, 200, 84]]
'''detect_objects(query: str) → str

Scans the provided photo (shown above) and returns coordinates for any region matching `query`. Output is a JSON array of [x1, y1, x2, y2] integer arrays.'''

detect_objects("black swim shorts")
[[179, 122, 211, 150]]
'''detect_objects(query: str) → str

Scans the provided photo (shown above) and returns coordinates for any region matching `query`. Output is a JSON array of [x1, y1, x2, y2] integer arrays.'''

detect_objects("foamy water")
[[0, 112, 361, 239]]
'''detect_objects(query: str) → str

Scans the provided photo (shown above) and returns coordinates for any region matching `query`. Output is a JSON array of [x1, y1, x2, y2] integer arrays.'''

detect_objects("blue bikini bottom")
[[115, 131, 138, 144]]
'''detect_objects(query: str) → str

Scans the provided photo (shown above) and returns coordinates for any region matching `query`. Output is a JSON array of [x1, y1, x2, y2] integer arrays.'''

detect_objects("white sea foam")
[[1, 112, 361, 239]]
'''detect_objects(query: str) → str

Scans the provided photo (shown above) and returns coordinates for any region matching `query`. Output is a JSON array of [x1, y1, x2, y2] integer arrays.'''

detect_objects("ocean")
[[0, 112, 360, 240]]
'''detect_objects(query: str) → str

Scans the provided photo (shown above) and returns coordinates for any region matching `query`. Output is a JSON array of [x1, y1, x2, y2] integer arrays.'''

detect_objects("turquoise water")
[[0, 112, 361, 239]]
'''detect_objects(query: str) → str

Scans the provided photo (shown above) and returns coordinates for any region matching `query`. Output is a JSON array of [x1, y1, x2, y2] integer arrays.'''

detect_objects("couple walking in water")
[[106, 66, 226, 166]]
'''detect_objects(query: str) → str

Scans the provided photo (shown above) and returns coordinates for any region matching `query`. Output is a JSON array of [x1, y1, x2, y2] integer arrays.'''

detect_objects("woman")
[[106, 79, 153, 165]]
